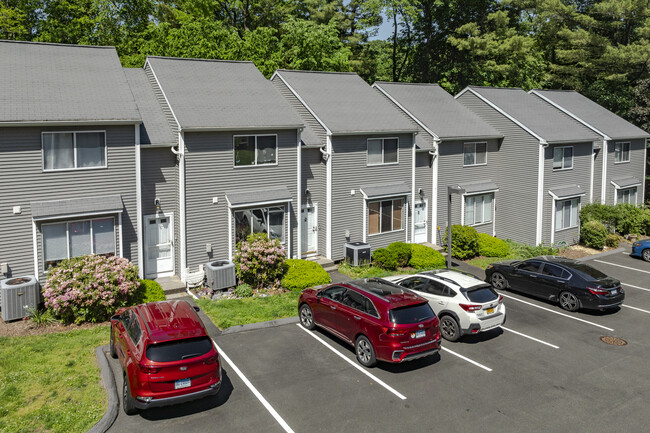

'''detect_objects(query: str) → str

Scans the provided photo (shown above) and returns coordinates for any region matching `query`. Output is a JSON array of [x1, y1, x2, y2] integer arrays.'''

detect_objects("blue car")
[[631, 239, 650, 262]]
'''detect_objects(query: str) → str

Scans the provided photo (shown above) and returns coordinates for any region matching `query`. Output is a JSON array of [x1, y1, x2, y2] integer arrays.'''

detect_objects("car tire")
[[439, 315, 461, 342], [559, 291, 580, 312], [122, 374, 138, 415], [355, 335, 377, 368], [490, 272, 508, 290], [109, 327, 117, 359], [642, 249, 650, 262], [299, 304, 316, 330]]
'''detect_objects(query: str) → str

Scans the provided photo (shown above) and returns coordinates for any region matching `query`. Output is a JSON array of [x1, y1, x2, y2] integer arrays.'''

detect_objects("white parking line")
[[440, 347, 492, 372], [296, 324, 407, 400], [594, 260, 650, 275], [498, 292, 615, 331], [500, 326, 559, 349], [212, 340, 295, 433], [621, 282, 650, 292], [623, 305, 650, 314]]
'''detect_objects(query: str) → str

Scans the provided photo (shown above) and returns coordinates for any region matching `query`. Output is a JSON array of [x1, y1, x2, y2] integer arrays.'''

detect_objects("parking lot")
[[107, 245, 650, 433]]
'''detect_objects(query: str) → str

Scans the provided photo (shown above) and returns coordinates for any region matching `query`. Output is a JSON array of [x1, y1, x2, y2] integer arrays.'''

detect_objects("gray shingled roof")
[[0, 41, 140, 124], [530, 90, 650, 139], [31, 195, 123, 220], [146, 57, 303, 131], [458, 180, 499, 194], [374, 82, 501, 140], [225, 186, 292, 208], [611, 176, 642, 189], [548, 185, 586, 199], [360, 182, 410, 198], [123, 68, 176, 146], [275, 70, 417, 135], [465, 87, 600, 144]]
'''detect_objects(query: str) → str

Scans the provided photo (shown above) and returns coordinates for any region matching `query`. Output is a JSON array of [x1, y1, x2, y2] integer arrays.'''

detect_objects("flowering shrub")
[[234, 233, 287, 291], [43, 255, 140, 324]]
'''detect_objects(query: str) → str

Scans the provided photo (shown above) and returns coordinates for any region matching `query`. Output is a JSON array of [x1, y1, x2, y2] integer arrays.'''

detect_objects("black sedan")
[[485, 256, 624, 312]]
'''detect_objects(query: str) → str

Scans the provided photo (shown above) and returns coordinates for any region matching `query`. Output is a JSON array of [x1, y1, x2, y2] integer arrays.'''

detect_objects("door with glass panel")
[[145, 214, 174, 278], [301, 205, 318, 256], [414, 200, 427, 243]]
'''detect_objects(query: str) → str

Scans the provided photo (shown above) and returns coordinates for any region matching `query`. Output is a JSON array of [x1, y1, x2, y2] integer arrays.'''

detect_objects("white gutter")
[[431, 139, 439, 244], [296, 128, 302, 259], [601, 139, 608, 204], [326, 134, 333, 259], [411, 132, 416, 243], [135, 124, 144, 278], [536, 141, 547, 245]]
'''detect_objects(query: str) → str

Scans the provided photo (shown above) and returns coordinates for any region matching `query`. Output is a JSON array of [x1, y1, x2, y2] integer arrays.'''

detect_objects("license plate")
[[486, 307, 495, 314], [611, 289, 618, 295], [175, 378, 191, 390], [411, 330, 426, 339]]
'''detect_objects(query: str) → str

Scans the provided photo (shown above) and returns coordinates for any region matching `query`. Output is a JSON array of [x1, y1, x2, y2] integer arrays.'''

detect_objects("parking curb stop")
[[88, 345, 118, 433], [577, 247, 625, 261], [222, 316, 299, 335]]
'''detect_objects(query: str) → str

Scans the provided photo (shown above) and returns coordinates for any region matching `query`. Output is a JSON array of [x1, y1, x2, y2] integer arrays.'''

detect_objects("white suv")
[[386, 270, 506, 341]]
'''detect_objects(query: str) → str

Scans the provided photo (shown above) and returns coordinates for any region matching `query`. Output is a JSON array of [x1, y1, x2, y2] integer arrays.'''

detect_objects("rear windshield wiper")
[[181, 353, 201, 359]]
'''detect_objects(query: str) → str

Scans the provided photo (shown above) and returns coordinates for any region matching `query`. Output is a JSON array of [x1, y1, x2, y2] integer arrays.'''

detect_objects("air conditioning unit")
[[205, 260, 236, 291], [344, 242, 371, 267], [1, 276, 40, 322]]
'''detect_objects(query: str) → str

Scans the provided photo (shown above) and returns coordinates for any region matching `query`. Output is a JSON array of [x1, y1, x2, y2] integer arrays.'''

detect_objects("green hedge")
[[387, 242, 412, 267], [130, 279, 167, 304], [409, 244, 446, 269], [281, 259, 331, 291], [580, 220, 608, 249], [372, 248, 398, 270], [580, 203, 650, 236], [477, 233, 510, 257], [444, 225, 480, 259]]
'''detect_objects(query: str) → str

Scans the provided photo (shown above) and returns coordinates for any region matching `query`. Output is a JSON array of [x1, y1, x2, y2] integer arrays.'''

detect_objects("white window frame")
[[555, 198, 580, 231], [366, 137, 399, 166], [614, 142, 630, 164], [463, 193, 494, 226], [616, 187, 637, 205], [233, 134, 279, 168], [367, 197, 404, 236], [553, 146, 573, 171], [41, 216, 116, 271], [463, 142, 487, 167], [42, 131, 107, 172], [234, 205, 286, 244]]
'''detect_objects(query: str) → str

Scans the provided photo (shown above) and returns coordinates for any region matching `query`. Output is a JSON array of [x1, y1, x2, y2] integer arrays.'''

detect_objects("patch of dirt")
[[0, 312, 107, 338], [557, 244, 609, 260]]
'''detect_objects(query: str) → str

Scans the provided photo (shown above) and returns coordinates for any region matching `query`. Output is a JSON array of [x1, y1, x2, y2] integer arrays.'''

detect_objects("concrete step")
[[306, 256, 338, 272], [154, 276, 186, 297]]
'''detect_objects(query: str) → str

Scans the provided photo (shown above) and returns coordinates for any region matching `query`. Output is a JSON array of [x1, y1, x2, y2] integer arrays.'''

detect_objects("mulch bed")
[[0, 312, 106, 338]]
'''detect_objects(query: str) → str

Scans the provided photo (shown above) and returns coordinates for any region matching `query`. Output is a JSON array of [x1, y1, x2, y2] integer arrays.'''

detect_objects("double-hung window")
[[614, 142, 630, 163], [463, 142, 487, 166], [42, 217, 116, 270], [234, 135, 277, 166], [555, 198, 579, 231], [42, 131, 106, 171], [553, 146, 573, 170], [368, 198, 403, 234], [367, 138, 398, 165], [464, 193, 493, 226], [234, 206, 285, 244], [617, 187, 637, 205]]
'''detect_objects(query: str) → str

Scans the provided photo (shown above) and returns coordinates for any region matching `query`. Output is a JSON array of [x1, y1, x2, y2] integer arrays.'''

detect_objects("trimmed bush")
[[281, 259, 331, 291], [477, 233, 510, 257], [387, 242, 411, 267], [581, 203, 650, 236], [605, 234, 619, 248], [234, 283, 253, 298], [234, 233, 287, 290], [581, 220, 608, 249], [444, 225, 479, 259], [505, 240, 558, 258], [372, 248, 398, 270], [129, 279, 166, 305], [43, 255, 140, 324], [409, 244, 446, 269]]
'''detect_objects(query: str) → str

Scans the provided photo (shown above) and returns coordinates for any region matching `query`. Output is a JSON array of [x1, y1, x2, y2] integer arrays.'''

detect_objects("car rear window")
[[463, 286, 498, 303], [569, 263, 607, 279], [389, 303, 435, 324], [146, 337, 213, 362]]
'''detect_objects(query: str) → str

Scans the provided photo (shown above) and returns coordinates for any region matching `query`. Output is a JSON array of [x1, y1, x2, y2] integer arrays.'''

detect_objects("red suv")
[[110, 300, 222, 415], [299, 278, 441, 367]]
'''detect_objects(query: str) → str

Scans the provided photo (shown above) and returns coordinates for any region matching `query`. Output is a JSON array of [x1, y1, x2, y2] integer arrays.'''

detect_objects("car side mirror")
[[193, 306, 200, 312], [110, 314, 120, 322]]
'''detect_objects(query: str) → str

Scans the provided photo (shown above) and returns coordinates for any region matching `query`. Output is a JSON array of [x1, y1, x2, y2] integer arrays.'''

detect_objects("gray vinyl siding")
[[272, 77, 327, 146], [144, 63, 179, 138], [605, 138, 646, 205], [414, 151, 433, 243], [183, 129, 299, 268], [456, 92, 540, 245], [330, 133, 413, 260], [543, 142, 593, 245], [140, 146, 180, 275], [302, 147, 327, 255], [0, 125, 138, 282]]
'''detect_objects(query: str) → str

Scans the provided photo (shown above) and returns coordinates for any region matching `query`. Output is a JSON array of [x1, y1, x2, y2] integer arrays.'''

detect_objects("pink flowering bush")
[[234, 233, 287, 291], [43, 255, 140, 324]]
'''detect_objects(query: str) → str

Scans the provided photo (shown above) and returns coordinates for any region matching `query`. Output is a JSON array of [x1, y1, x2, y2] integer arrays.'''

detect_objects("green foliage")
[[580, 203, 650, 235], [504, 239, 559, 259], [477, 233, 510, 257], [581, 220, 609, 249], [337, 262, 397, 279], [234, 233, 287, 291], [606, 233, 620, 248], [444, 225, 480, 259], [371, 247, 398, 270], [234, 283, 253, 298], [129, 279, 166, 305], [387, 242, 411, 267], [281, 259, 331, 291], [27, 308, 58, 328], [408, 244, 446, 269]]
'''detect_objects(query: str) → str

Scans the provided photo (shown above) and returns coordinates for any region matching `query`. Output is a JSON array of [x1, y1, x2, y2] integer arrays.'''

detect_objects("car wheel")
[[299, 304, 316, 330], [355, 335, 377, 367], [490, 272, 508, 290], [642, 249, 650, 262], [122, 374, 138, 415], [559, 291, 580, 312], [109, 327, 117, 359], [439, 315, 461, 342]]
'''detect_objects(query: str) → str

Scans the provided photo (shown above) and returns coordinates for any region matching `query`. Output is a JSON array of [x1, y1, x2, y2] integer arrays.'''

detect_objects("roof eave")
[[331, 129, 419, 136], [0, 119, 141, 127], [438, 134, 503, 142], [180, 124, 304, 132]]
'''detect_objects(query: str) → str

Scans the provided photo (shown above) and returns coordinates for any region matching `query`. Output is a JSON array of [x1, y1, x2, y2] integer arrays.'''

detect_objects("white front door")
[[145, 214, 174, 278], [301, 205, 318, 256], [414, 200, 428, 243]]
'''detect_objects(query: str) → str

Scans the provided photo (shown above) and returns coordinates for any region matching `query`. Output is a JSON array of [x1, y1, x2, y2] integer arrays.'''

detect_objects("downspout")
[[135, 124, 143, 278], [410, 132, 416, 243], [601, 139, 608, 204], [171, 133, 186, 281], [325, 135, 332, 259], [590, 141, 594, 203], [430, 139, 440, 244], [536, 140, 549, 245], [296, 127, 303, 259]]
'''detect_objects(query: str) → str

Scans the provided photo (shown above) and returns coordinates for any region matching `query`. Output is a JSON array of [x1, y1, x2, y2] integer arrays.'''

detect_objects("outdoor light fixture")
[[418, 188, 425, 198], [304, 188, 311, 198], [154, 198, 161, 212]]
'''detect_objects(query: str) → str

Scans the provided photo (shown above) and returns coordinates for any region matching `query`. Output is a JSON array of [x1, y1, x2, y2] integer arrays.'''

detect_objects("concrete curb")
[[221, 316, 299, 335], [577, 247, 625, 261], [88, 345, 118, 433]]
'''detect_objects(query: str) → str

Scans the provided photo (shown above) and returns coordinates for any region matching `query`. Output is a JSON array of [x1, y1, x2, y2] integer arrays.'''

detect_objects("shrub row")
[[580, 203, 650, 236], [371, 242, 445, 271], [442, 225, 511, 260]]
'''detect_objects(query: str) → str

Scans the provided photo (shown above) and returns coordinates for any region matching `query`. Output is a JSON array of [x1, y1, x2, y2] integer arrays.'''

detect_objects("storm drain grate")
[[600, 336, 627, 346]]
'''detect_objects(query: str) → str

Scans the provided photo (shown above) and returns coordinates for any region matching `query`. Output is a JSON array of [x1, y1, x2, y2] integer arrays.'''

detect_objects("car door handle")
[[354, 316, 361, 320], [330, 306, 336, 310]]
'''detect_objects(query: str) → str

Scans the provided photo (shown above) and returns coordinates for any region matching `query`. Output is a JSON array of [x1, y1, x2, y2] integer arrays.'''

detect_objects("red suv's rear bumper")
[[134, 379, 221, 410]]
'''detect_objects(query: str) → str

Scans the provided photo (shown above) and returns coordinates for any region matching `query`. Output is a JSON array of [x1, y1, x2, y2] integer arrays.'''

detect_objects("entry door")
[[414, 200, 427, 243], [301, 205, 318, 256], [145, 214, 174, 278]]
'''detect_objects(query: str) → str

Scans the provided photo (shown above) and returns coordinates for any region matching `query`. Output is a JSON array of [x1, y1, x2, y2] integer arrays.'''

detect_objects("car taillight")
[[383, 327, 408, 337], [459, 304, 482, 312], [204, 355, 218, 365], [587, 286, 608, 295], [139, 364, 160, 374], [498, 295, 503, 304]]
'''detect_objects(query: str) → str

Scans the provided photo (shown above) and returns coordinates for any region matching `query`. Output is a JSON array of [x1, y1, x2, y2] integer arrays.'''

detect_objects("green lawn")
[[197, 290, 302, 329], [0, 326, 109, 433], [467, 256, 504, 270], [337, 263, 443, 279]]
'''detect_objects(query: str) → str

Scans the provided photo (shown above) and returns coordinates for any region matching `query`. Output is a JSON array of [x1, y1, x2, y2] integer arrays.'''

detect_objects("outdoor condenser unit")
[[344, 242, 371, 267], [1, 276, 40, 322], [205, 260, 237, 291]]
